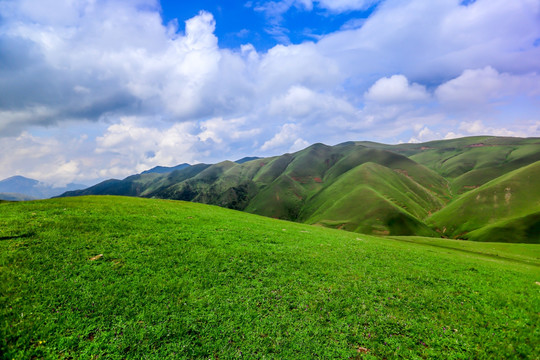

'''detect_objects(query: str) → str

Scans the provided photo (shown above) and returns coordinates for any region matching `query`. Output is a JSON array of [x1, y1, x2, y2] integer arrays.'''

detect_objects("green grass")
[[387, 236, 540, 266], [428, 161, 540, 243], [301, 163, 442, 236], [1, 196, 539, 359]]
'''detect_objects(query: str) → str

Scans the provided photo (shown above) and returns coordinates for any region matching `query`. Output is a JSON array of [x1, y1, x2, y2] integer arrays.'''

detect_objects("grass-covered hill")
[[1, 196, 538, 359], [59, 136, 540, 242], [428, 161, 540, 243]]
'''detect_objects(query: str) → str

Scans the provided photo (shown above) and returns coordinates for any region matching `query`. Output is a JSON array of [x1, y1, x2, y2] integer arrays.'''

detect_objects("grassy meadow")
[[1, 196, 539, 359]]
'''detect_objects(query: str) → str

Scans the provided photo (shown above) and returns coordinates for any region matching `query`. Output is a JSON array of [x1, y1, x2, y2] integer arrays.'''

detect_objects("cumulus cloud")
[[436, 66, 540, 109], [408, 126, 438, 144], [269, 86, 358, 120], [364, 75, 430, 104], [0, 131, 93, 186], [260, 123, 309, 152], [457, 120, 528, 138], [95, 117, 202, 175], [317, 0, 540, 85]]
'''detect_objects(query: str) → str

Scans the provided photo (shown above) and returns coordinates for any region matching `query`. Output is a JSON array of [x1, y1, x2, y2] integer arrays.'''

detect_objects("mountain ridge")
[[58, 136, 540, 243]]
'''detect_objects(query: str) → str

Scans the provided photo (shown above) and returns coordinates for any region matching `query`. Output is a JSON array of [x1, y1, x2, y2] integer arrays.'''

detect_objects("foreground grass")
[[1, 196, 538, 359]]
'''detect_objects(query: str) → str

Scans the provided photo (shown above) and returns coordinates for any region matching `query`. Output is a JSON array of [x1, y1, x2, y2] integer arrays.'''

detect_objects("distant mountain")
[[140, 163, 191, 174], [0, 193, 38, 201], [0, 176, 87, 200], [235, 157, 261, 164], [60, 164, 211, 198], [58, 136, 540, 243]]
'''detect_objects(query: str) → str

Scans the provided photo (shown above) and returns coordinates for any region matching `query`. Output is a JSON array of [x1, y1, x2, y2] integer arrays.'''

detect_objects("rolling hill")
[[58, 136, 540, 242], [1, 196, 538, 359], [428, 160, 540, 242]]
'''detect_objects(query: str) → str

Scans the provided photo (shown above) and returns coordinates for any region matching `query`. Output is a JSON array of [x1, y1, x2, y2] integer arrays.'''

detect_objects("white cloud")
[[364, 75, 430, 104], [258, 42, 342, 94], [260, 123, 308, 152], [317, 0, 540, 83], [0, 131, 93, 186], [96, 117, 201, 175], [408, 126, 439, 144], [457, 120, 527, 137], [198, 117, 261, 144], [269, 85, 358, 119], [436, 66, 540, 109], [317, 0, 379, 12]]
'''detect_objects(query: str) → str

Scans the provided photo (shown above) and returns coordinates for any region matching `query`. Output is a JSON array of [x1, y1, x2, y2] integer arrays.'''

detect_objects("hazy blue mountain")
[[0, 176, 87, 200], [0, 192, 38, 201]]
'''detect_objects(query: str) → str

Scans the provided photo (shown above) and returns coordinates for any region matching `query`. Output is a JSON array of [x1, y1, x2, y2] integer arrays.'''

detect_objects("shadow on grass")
[[0, 232, 36, 241]]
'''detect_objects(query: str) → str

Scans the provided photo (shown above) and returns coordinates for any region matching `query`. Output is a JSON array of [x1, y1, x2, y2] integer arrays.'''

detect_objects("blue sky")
[[0, 0, 539, 185], [159, 0, 377, 50]]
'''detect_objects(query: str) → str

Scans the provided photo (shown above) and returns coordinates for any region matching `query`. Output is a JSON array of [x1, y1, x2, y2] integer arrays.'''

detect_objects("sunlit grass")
[[1, 196, 538, 359]]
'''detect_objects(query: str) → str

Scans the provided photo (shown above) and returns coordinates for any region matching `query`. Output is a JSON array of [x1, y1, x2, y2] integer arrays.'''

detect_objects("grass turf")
[[1, 196, 538, 359]]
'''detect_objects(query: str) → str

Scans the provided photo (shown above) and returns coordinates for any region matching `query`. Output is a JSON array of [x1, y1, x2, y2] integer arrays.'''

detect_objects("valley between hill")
[[60, 136, 540, 243]]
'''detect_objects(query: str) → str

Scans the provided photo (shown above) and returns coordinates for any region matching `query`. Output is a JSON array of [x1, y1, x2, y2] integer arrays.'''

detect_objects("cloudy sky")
[[1, 0, 539, 186]]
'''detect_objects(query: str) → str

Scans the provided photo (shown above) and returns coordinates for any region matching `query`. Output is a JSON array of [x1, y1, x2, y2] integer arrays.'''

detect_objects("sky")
[[0, 0, 539, 186]]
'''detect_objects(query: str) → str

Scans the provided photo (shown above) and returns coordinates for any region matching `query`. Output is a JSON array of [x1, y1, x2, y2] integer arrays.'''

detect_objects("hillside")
[[57, 136, 540, 242], [428, 161, 540, 243], [1, 196, 538, 359]]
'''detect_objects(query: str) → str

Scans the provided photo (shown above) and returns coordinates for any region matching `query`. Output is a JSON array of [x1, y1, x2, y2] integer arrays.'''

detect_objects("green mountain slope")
[[428, 161, 540, 243], [1, 196, 538, 358], [301, 162, 442, 236], [57, 136, 540, 242], [407, 137, 540, 194], [61, 164, 211, 198]]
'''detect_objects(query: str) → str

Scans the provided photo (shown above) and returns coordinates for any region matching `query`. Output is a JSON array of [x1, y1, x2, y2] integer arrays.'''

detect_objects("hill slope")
[[57, 136, 540, 242], [428, 161, 540, 243], [1, 196, 538, 359]]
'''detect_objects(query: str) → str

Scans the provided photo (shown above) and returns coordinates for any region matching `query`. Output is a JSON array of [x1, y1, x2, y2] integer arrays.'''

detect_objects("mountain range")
[[59, 136, 540, 243], [0, 176, 86, 201]]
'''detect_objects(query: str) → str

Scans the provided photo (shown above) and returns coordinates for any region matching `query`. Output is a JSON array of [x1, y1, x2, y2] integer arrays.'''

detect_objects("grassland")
[[428, 161, 540, 243], [1, 196, 539, 359]]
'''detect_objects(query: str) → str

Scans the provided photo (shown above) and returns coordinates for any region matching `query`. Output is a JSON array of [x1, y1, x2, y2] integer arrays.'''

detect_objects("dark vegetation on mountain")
[[59, 136, 540, 243]]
